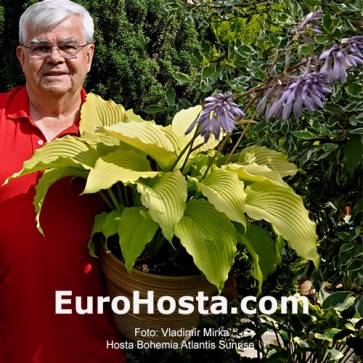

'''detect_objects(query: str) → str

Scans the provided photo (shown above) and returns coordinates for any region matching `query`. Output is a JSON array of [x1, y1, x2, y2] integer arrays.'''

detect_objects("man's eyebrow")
[[60, 37, 80, 43], [29, 38, 48, 45], [29, 37, 79, 44]]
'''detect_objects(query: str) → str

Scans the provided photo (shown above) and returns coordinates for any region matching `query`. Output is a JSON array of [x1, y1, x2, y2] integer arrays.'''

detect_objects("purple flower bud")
[[186, 92, 245, 142], [292, 10, 323, 35], [346, 36, 363, 59]]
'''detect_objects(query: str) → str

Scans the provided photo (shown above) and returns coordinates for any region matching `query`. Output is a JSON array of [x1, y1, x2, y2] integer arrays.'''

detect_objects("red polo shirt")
[[0, 86, 126, 363]]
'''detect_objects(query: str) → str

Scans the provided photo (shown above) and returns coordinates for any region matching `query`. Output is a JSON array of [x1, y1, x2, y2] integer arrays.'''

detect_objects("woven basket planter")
[[100, 247, 216, 344]]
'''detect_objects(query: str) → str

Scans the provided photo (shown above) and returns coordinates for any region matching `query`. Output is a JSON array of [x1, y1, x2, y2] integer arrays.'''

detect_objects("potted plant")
[[5, 91, 319, 343]]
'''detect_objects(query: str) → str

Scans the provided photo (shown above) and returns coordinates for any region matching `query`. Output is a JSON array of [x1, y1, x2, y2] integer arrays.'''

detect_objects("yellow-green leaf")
[[101, 121, 177, 170], [225, 163, 287, 186], [5, 136, 97, 183], [80, 92, 128, 134], [197, 167, 247, 226], [34, 168, 87, 234], [245, 180, 319, 269], [175, 199, 237, 293], [83, 149, 160, 193], [239, 145, 297, 178], [118, 207, 159, 272], [137, 170, 187, 241]]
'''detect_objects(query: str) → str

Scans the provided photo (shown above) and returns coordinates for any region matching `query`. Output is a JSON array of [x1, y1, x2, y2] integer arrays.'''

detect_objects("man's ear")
[[16, 46, 26, 66], [86, 43, 95, 73]]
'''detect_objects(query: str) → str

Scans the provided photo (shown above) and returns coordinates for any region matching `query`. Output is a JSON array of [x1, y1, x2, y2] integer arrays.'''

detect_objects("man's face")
[[16, 14, 94, 98]]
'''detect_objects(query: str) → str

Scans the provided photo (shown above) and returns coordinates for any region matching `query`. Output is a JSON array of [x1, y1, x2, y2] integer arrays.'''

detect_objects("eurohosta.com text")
[[55, 290, 309, 315]]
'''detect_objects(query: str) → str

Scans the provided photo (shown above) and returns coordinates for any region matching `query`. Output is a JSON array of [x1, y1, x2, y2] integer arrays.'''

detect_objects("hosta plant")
[[5, 92, 319, 294]]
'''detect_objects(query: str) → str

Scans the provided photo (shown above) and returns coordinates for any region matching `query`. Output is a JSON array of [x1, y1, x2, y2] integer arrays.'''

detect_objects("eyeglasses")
[[20, 42, 91, 59]]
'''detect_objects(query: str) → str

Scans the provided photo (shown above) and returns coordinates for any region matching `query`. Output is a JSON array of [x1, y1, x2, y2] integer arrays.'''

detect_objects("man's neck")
[[28, 90, 82, 141]]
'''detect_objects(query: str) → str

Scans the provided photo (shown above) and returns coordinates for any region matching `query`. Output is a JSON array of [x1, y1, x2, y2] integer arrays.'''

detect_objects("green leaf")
[[80, 92, 128, 134], [197, 168, 247, 227], [175, 199, 237, 293], [102, 210, 122, 238], [235, 44, 257, 58], [286, 0, 303, 18], [237, 224, 277, 295], [275, 12, 295, 25], [314, 34, 329, 44], [327, 348, 344, 361], [201, 63, 217, 79], [143, 105, 165, 114], [275, 235, 285, 266], [170, 70, 192, 85], [88, 212, 108, 257], [346, 259, 363, 272], [331, 85, 343, 103], [201, 41, 212, 55], [314, 329, 341, 343], [245, 181, 319, 269], [355, 295, 363, 316], [192, 48, 203, 63], [137, 170, 187, 242], [88, 210, 124, 255], [350, 128, 363, 135], [344, 135, 363, 175], [300, 44, 315, 56], [292, 130, 317, 140], [345, 83, 362, 97], [322, 13, 339, 34], [323, 143, 339, 153], [332, 3, 360, 11], [322, 291, 353, 309], [118, 207, 159, 272], [165, 87, 176, 106], [239, 145, 298, 178], [345, 101, 363, 113], [293, 336, 311, 348]]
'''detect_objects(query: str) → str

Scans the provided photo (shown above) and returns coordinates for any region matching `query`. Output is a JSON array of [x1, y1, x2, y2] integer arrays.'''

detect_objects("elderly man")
[[0, 1, 126, 362]]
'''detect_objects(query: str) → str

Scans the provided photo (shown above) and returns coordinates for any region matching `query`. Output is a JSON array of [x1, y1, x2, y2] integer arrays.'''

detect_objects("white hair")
[[19, 0, 94, 44]]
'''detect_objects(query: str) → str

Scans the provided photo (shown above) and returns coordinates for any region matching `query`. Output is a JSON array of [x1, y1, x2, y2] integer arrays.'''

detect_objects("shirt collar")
[[6, 86, 87, 137], [7, 86, 30, 120], [7, 86, 87, 119]]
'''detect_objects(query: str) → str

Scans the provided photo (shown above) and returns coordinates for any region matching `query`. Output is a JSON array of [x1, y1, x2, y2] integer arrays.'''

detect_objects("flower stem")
[[202, 134, 230, 179], [99, 190, 114, 211], [106, 188, 122, 212], [116, 183, 125, 207], [171, 125, 200, 172]]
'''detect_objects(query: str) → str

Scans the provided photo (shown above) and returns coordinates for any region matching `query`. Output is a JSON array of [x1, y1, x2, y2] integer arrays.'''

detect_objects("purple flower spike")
[[320, 37, 363, 83], [186, 92, 245, 143], [263, 73, 331, 121]]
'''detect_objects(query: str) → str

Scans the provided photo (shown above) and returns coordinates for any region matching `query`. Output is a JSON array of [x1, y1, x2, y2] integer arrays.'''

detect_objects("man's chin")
[[39, 83, 72, 96]]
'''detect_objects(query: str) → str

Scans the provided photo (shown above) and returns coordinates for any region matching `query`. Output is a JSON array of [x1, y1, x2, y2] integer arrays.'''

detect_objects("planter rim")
[[103, 247, 205, 282]]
